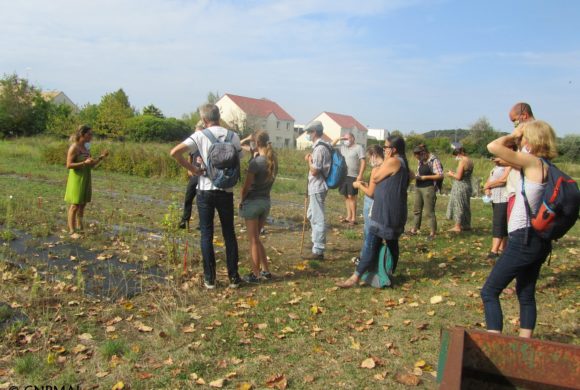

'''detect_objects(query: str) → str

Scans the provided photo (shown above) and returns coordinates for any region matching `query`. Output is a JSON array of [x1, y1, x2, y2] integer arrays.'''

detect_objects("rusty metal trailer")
[[437, 327, 580, 389]]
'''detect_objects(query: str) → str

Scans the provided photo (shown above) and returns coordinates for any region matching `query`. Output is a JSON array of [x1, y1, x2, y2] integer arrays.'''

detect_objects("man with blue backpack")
[[303, 120, 332, 260], [170, 103, 243, 289]]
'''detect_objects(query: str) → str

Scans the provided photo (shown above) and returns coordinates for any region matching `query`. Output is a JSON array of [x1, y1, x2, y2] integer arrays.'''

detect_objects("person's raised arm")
[[372, 157, 401, 183], [170, 143, 202, 175]]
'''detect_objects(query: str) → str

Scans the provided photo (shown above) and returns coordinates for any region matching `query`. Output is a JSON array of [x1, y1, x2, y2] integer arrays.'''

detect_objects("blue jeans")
[[355, 230, 399, 277], [196, 190, 239, 283], [480, 228, 551, 331], [307, 191, 327, 255], [362, 195, 373, 241]]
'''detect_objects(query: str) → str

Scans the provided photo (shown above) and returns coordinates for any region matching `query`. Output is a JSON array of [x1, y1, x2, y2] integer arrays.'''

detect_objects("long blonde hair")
[[255, 130, 277, 182], [522, 120, 558, 160]]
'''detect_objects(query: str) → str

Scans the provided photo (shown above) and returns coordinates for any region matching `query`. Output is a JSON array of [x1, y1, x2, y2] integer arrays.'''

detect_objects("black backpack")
[[522, 158, 580, 241]]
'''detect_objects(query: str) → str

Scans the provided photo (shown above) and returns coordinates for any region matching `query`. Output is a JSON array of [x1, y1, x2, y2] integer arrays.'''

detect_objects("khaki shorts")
[[239, 198, 271, 220]]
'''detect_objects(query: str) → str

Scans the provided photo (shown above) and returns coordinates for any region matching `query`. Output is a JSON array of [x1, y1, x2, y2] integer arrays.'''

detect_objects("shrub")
[[125, 116, 191, 142]]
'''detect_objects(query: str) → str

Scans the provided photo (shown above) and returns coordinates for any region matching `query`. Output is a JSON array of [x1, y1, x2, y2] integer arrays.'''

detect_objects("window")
[[277, 121, 280, 129], [286, 123, 290, 130]]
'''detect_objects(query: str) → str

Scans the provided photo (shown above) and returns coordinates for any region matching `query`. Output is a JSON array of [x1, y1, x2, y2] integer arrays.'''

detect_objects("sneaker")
[[302, 253, 324, 261], [260, 271, 272, 280], [228, 275, 242, 289], [178, 220, 187, 229], [243, 273, 261, 284], [204, 280, 216, 290], [350, 256, 360, 266]]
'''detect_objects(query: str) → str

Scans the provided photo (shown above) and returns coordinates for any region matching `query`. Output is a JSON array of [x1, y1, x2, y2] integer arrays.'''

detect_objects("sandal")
[[336, 275, 359, 288], [347, 221, 358, 226]]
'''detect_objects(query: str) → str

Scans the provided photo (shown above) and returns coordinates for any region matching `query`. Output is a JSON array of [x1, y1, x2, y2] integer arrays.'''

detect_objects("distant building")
[[41, 90, 79, 113], [297, 111, 367, 150], [367, 128, 389, 141], [216, 93, 295, 148]]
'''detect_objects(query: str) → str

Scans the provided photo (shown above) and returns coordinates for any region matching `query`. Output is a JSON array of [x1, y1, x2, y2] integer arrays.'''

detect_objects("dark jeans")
[[196, 190, 239, 283], [355, 230, 399, 277], [480, 228, 551, 331], [181, 175, 199, 222]]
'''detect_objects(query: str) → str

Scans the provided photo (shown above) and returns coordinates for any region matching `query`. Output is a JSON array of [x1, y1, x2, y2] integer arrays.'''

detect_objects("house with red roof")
[[296, 111, 368, 150], [216, 93, 295, 148]]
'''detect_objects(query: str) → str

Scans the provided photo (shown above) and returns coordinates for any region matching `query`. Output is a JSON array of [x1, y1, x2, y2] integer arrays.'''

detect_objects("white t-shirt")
[[182, 126, 242, 192]]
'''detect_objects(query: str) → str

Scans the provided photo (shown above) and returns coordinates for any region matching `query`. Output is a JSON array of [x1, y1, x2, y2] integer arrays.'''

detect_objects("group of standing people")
[[63, 101, 563, 339]]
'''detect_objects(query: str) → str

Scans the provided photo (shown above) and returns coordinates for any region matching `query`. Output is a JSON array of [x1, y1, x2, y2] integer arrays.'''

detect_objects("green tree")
[[95, 89, 134, 139], [46, 104, 78, 138], [142, 104, 165, 118], [405, 133, 426, 152], [181, 111, 201, 129], [207, 91, 221, 104], [557, 135, 580, 162], [78, 103, 99, 127], [0, 73, 50, 137], [463, 117, 500, 156]]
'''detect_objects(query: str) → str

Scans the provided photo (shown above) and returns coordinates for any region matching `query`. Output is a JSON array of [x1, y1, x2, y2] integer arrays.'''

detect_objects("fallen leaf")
[[138, 372, 153, 380], [395, 373, 421, 386], [414, 359, 426, 368], [237, 383, 253, 390], [427, 310, 436, 316], [209, 378, 225, 388], [360, 358, 376, 369], [349, 336, 361, 350], [78, 333, 93, 341], [134, 321, 153, 332], [265, 373, 287, 389], [430, 295, 443, 304], [96, 371, 110, 378], [303, 375, 315, 383], [71, 344, 88, 354], [256, 323, 268, 330], [111, 381, 125, 390]]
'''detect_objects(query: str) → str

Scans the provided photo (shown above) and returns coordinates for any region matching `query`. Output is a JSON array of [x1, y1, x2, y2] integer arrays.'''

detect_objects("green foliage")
[[556, 135, 580, 162], [142, 104, 165, 118], [125, 115, 191, 142], [41, 139, 183, 178], [100, 339, 128, 359], [207, 91, 221, 104], [461, 117, 503, 157], [405, 133, 427, 152], [78, 103, 99, 127], [181, 110, 201, 129], [95, 88, 134, 139], [45, 104, 78, 139], [0, 74, 50, 138]]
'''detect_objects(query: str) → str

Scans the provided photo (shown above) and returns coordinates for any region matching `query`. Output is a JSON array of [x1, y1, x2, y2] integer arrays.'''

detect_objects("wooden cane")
[[300, 183, 309, 256]]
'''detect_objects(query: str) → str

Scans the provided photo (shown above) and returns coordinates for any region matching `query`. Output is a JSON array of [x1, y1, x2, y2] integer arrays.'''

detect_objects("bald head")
[[509, 102, 534, 125]]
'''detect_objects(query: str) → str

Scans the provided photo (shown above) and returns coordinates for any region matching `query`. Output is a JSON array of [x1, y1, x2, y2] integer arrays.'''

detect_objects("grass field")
[[0, 138, 578, 389]]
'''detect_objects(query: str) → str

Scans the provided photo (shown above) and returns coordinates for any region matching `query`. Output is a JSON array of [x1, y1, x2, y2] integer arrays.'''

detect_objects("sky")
[[1, 0, 579, 135]]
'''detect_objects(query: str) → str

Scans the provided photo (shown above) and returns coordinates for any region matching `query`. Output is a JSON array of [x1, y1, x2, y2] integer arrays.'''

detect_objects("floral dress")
[[446, 166, 473, 229]]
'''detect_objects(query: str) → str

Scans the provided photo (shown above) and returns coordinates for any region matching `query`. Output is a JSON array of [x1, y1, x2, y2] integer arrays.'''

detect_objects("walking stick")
[[300, 181, 309, 256]]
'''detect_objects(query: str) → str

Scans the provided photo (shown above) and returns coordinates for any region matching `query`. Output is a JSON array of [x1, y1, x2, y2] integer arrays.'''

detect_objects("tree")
[[46, 104, 78, 138], [0, 73, 50, 137], [463, 117, 500, 156], [181, 111, 201, 129], [142, 104, 165, 118], [207, 91, 221, 104], [557, 135, 580, 162], [95, 89, 134, 139], [78, 103, 99, 127]]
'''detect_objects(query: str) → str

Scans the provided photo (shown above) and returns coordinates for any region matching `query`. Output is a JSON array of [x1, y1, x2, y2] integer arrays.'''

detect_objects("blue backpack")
[[314, 142, 347, 189], [361, 244, 394, 288], [200, 129, 240, 189]]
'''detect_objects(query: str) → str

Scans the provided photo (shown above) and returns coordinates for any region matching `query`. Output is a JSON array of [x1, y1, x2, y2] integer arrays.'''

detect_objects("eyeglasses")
[[383, 145, 393, 149]]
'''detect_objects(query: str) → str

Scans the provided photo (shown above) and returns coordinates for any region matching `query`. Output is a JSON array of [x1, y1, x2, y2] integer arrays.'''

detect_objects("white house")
[[297, 111, 368, 150], [41, 90, 79, 113], [216, 93, 295, 148], [367, 128, 389, 141]]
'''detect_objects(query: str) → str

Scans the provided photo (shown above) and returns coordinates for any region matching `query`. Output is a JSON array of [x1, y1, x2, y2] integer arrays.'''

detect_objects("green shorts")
[[239, 198, 271, 220]]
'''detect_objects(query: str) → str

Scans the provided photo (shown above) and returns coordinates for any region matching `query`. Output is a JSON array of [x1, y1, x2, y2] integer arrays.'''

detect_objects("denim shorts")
[[239, 198, 271, 220]]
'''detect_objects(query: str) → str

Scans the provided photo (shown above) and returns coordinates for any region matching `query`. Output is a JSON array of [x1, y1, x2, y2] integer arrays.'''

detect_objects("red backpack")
[[522, 158, 580, 241]]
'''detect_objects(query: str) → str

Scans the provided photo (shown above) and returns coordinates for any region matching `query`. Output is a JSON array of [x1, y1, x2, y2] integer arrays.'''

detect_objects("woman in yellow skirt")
[[64, 125, 107, 237]]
